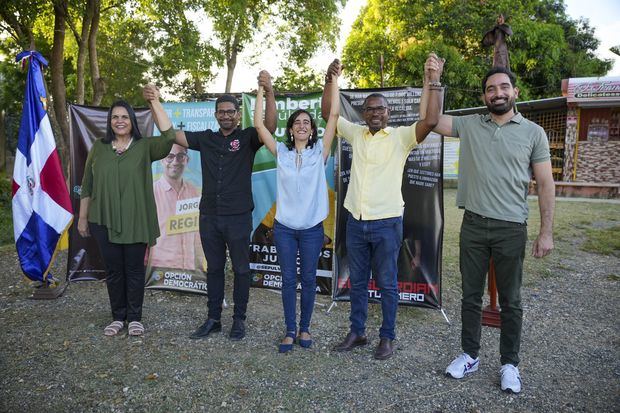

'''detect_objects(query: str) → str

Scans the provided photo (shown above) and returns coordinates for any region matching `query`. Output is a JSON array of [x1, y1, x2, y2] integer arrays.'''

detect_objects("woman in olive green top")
[[78, 99, 174, 337]]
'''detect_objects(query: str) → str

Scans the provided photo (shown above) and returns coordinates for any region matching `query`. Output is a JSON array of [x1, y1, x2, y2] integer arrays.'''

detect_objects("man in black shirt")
[[144, 71, 276, 340]]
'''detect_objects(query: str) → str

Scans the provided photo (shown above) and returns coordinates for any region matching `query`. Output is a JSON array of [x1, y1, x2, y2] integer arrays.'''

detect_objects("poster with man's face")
[[145, 102, 216, 295]]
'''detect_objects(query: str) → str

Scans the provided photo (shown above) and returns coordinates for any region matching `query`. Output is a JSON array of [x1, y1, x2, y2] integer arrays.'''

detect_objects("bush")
[[0, 174, 13, 246]]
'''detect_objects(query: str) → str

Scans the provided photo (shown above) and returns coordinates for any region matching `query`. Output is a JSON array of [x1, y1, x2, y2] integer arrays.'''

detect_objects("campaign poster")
[[332, 87, 444, 308], [145, 102, 216, 295], [242, 92, 335, 294]]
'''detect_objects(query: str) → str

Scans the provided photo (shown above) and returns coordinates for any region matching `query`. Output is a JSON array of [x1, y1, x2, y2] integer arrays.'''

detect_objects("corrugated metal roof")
[[445, 96, 567, 115]]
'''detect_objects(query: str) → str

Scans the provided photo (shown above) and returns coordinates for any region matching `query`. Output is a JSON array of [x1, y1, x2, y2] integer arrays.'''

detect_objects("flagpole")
[[12, 50, 74, 298]]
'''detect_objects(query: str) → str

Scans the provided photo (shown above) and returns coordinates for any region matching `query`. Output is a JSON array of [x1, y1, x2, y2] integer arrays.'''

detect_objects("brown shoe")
[[374, 338, 394, 360], [333, 332, 368, 352]]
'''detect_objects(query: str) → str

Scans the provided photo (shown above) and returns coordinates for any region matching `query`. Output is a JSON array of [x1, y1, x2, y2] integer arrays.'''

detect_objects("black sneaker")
[[189, 319, 221, 339], [229, 319, 245, 341]]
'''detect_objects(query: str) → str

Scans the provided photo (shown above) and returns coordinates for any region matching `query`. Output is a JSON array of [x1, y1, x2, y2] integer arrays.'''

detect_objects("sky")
[[204, 0, 620, 94]]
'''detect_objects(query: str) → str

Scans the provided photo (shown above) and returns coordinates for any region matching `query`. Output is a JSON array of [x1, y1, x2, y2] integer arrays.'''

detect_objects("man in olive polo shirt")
[[320, 56, 443, 360], [423, 62, 555, 394], [144, 71, 277, 341]]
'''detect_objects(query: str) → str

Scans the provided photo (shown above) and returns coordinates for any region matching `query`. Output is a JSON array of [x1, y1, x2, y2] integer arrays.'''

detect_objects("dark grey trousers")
[[459, 210, 527, 366]]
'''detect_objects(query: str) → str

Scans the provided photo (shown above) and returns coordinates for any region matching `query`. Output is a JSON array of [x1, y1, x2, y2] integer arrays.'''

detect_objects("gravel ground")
[[1, 212, 619, 412]]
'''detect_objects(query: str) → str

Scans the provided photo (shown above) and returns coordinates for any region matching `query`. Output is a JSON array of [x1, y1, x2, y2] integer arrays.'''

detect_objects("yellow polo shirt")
[[338, 117, 418, 220]]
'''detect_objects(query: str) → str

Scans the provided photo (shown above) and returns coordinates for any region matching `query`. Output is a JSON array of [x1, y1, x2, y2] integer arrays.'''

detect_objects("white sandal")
[[104, 321, 124, 336], [128, 321, 145, 336]]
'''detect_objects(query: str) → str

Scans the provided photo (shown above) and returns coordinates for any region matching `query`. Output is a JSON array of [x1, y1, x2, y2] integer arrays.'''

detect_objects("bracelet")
[[429, 86, 443, 91], [427, 81, 442, 87]]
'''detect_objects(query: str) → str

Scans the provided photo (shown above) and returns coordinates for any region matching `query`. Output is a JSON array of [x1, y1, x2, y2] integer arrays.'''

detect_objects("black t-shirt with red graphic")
[[186, 127, 262, 215]]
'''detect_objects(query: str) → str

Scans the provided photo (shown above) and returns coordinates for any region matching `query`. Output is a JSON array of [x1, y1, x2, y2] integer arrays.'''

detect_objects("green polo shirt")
[[452, 113, 550, 223], [81, 127, 176, 245]]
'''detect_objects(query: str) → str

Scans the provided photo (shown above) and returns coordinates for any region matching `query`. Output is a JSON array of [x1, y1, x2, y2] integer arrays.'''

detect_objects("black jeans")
[[459, 210, 527, 366], [199, 212, 253, 321], [90, 223, 148, 323]]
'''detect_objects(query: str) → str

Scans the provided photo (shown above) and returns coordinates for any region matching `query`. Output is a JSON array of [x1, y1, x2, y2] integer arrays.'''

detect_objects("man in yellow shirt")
[[321, 56, 443, 360]]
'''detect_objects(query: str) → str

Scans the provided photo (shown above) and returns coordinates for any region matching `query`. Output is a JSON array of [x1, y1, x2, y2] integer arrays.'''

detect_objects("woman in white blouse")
[[254, 70, 340, 353]]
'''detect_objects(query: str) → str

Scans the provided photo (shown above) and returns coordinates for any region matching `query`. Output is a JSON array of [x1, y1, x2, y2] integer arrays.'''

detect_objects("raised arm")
[[254, 85, 277, 156], [419, 54, 453, 137], [532, 160, 555, 257], [415, 54, 442, 143], [143, 84, 188, 147], [322, 67, 341, 163], [258, 71, 277, 134], [321, 59, 341, 122]]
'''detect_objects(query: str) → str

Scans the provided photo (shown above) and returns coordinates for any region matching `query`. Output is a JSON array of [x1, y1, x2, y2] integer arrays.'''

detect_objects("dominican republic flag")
[[12, 51, 73, 283]]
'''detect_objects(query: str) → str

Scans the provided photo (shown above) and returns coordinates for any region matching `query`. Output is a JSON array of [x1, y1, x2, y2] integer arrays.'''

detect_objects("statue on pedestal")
[[482, 14, 513, 69]]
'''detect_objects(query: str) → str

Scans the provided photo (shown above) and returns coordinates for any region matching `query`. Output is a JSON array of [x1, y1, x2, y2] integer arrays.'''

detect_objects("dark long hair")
[[103, 100, 143, 144], [285, 109, 318, 151]]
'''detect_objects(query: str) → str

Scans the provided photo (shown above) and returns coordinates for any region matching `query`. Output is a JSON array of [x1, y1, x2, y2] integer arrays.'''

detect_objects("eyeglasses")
[[164, 152, 189, 163], [363, 106, 388, 114], [216, 109, 237, 117]]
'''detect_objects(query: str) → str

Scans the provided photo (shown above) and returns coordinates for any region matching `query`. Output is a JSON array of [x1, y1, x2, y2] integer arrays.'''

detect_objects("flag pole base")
[[30, 283, 67, 300], [482, 305, 501, 328]]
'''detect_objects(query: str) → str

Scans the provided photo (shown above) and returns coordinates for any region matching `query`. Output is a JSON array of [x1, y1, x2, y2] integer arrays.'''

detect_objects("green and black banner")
[[333, 87, 445, 308]]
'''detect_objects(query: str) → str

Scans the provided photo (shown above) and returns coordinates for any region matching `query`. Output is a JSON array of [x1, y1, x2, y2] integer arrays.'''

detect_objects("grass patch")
[[581, 226, 620, 257]]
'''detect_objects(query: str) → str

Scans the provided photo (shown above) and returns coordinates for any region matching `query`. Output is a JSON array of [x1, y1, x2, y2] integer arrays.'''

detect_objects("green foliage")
[[201, 0, 344, 92], [273, 65, 324, 93], [342, 0, 613, 110], [0, 175, 13, 246]]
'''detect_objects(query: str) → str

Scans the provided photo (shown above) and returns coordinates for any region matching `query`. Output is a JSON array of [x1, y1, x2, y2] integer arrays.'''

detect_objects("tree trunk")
[[50, 2, 71, 167], [89, 0, 105, 106], [225, 57, 236, 93], [0, 110, 6, 174], [73, 0, 95, 104], [224, 31, 242, 93]]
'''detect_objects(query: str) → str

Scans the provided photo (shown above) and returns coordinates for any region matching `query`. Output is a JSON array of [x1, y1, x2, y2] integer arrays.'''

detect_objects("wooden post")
[[481, 257, 501, 327]]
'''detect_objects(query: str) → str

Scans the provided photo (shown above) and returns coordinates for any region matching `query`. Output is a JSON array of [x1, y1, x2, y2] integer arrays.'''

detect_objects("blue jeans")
[[274, 220, 324, 334], [346, 213, 402, 340]]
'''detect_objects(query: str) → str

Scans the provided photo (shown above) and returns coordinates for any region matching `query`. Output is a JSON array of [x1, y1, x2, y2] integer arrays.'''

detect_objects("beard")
[[486, 96, 515, 115]]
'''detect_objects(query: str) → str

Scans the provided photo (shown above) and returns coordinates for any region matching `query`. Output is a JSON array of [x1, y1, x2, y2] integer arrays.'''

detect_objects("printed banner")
[[333, 87, 444, 308], [144, 102, 216, 295], [67, 105, 154, 281], [566, 76, 620, 103], [242, 92, 336, 294], [444, 137, 460, 179]]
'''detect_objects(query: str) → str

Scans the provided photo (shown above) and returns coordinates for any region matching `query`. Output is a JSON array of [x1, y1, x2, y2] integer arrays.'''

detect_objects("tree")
[[272, 65, 324, 93], [202, 0, 345, 93], [342, 0, 613, 110]]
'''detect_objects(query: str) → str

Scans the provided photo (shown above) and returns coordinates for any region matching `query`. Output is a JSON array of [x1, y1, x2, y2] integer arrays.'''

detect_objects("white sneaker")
[[500, 364, 522, 394], [445, 353, 480, 379]]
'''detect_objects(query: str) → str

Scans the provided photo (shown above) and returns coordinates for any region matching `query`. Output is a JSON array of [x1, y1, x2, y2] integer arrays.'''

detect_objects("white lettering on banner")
[[175, 197, 201, 215], [184, 121, 218, 130], [250, 263, 281, 272], [275, 97, 321, 111], [182, 108, 216, 118], [263, 279, 282, 288], [251, 244, 278, 254], [162, 271, 207, 291], [399, 292, 425, 302], [366, 290, 426, 302], [163, 279, 207, 291]]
